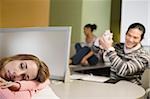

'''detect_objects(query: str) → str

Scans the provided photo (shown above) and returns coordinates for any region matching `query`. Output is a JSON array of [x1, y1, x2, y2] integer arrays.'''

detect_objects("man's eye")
[[134, 37, 139, 40]]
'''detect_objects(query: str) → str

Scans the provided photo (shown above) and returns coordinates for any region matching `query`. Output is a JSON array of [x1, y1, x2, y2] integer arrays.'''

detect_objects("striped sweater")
[[92, 43, 150, 85]]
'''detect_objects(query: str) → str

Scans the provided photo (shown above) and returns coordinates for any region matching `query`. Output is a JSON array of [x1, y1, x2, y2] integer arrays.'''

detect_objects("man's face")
[[125, 28, 142, 49]]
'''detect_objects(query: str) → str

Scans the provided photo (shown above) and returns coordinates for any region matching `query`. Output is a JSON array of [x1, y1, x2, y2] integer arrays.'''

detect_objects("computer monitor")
[[0, 27, 71, 82]]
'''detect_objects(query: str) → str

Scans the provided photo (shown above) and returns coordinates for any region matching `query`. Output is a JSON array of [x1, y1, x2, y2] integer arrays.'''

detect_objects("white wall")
[[81, 0, 111, 41], [121, 0, 150, 46]]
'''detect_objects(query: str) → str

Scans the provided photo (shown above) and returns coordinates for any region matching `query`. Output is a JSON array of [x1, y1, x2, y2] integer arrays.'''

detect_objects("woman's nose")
[[14, 70, 25, 76], [13, 69, 26, 77]]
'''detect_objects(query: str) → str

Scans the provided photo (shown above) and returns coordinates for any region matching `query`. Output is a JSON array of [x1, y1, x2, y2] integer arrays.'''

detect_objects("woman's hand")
[[81, 57, 89, 65], [0, 77, 7, 83], [0, 81, 21, 91]]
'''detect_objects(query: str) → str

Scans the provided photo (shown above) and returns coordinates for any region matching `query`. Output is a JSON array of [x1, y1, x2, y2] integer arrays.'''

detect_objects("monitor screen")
[[0, 27, 71, 82]]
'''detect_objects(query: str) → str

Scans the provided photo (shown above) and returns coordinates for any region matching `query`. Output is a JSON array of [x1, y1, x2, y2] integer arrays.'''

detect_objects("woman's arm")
[[80, 50, 94, 65], [17, 79, 50, 91], [0, 79, 50, 91], [0, 77, 21, 91]]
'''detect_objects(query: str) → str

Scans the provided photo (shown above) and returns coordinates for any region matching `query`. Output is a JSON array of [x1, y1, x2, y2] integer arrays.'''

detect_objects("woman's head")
[[0, 54, 50, 83], [84, 24, 97, 36]]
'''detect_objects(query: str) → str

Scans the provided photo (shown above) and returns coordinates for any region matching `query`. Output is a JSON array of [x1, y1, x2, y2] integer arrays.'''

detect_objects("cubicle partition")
[[0, 27, 71, 82]]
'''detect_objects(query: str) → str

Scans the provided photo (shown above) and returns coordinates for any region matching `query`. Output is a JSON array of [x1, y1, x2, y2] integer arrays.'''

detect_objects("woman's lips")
[[4, 71, 10, 81]]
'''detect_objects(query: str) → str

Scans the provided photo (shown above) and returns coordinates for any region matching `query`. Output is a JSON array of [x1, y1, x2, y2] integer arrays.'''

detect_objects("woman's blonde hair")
[[0, 54, 50, 83]]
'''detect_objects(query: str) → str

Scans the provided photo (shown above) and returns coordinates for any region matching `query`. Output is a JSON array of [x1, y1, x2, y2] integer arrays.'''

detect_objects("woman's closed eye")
[[24, 74, 30, 80], [20, 74, 29, 80]]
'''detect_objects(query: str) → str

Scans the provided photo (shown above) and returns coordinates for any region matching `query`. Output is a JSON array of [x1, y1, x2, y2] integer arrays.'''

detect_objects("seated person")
[[69, 23, 99, 66], [92, 23, 150, 85], [0, 54, 58, 99]]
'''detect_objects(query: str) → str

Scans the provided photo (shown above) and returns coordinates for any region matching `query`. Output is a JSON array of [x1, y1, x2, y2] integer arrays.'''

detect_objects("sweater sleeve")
[[91, 45, 100, 53], [16, 79, 50, 91], [106, 50, 150, 77], [0, 88, 32, 99]]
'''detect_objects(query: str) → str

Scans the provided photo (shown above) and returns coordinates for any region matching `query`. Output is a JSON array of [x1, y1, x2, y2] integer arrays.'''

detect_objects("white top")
[[51, 80, 145, 99]]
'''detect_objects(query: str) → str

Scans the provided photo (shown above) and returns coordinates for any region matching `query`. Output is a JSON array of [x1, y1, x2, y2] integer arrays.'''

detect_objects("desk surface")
[[51, 80, 145, 99]]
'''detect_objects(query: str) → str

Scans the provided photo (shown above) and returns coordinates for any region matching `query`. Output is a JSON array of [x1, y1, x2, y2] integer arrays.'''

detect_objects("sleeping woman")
[[0, 54, 50, 99]]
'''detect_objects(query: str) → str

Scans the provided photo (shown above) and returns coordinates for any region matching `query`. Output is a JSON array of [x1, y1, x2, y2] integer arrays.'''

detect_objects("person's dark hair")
[[126, 23, 145, 41], [84, 24, 97, 32], [0, 54, 50, 83]]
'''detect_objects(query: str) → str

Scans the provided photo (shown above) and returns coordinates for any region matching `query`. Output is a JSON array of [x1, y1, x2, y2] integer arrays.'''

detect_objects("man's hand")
[[99, 34, 113, 50]]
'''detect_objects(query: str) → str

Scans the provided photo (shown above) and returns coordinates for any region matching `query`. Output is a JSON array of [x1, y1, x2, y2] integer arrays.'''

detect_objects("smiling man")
[[92, 23, 150, 85]]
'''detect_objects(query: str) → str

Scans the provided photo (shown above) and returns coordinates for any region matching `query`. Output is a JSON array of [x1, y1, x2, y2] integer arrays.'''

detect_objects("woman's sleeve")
[[16, 79, 50, 91], [0, 87, 32, 99]]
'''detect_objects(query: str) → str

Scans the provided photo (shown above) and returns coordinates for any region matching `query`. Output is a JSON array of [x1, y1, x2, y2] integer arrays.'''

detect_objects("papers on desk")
[[70, 73, 110, 83]]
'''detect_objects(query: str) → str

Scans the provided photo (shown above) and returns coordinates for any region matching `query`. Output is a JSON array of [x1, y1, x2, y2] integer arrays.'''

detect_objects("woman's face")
[[125, 28, 142, 49], [0, 60, 38, 81], [84, 27, 91, 36]]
